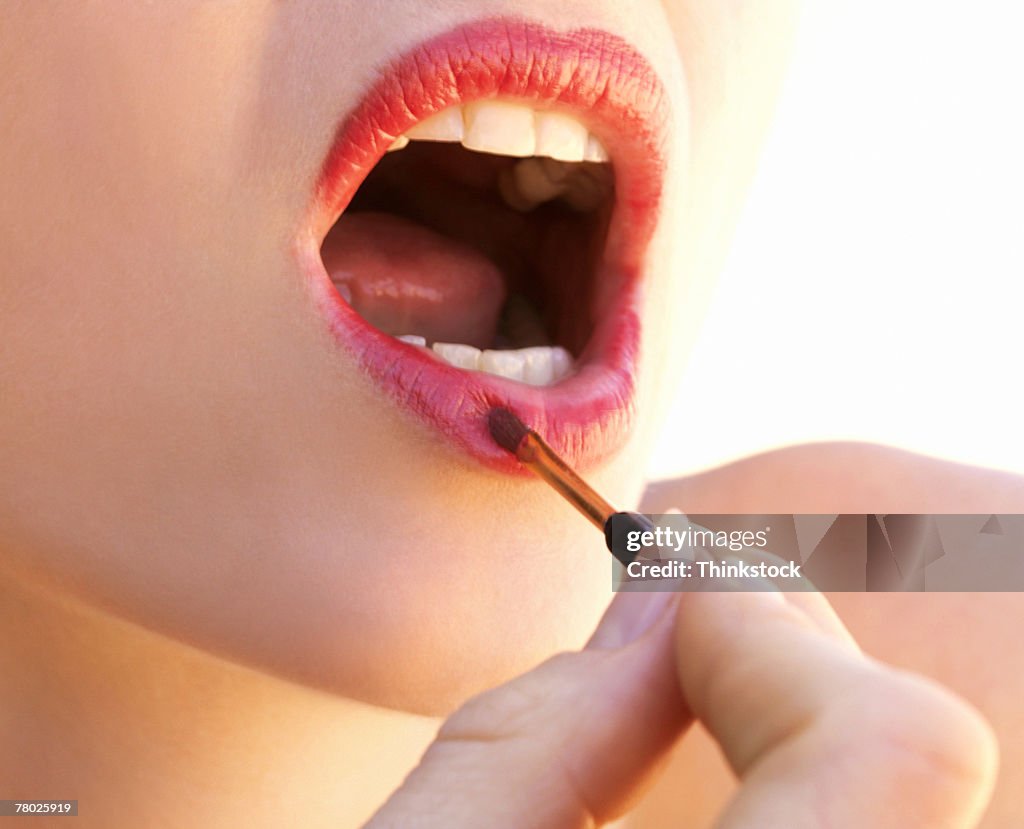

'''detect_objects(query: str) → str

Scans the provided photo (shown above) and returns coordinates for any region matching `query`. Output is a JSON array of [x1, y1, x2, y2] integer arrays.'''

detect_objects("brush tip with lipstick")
[[487, 406, 532, 457], [487, 406, 651, 566]]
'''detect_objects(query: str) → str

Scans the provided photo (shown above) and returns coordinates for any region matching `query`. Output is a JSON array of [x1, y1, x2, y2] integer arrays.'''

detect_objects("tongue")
[[321, 212, 506, 349]]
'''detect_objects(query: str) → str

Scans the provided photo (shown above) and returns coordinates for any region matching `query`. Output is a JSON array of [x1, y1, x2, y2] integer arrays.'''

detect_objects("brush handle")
[[603, 511, 655, 567]]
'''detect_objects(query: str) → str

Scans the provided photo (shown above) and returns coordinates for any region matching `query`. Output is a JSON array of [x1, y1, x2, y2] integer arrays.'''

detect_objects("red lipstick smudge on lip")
[[297, 18, 670, 473]]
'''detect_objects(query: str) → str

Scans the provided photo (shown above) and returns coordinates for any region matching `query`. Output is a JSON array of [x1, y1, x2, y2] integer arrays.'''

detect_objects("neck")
[[0, 575, 437, 828]]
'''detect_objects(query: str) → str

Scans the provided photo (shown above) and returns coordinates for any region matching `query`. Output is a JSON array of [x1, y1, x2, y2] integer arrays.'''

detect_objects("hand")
[[369, 587, 997, 828]]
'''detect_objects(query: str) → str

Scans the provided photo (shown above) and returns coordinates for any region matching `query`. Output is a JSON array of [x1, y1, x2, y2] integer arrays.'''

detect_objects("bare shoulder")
[[642, 441, 1024, 513]]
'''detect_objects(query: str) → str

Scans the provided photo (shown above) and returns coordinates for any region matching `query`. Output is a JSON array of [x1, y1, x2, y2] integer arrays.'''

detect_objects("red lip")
[[296, 18, 669, 473]]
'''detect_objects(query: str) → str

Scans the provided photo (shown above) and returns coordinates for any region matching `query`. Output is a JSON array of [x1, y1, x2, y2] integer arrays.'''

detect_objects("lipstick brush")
[[487, 407, 651, 566]]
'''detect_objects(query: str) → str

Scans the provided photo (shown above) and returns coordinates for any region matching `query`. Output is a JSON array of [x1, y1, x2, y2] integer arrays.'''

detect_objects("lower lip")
[[297, 18, 668, 472]]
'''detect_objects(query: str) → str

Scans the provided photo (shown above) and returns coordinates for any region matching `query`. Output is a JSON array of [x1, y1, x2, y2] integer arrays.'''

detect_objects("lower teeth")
[[396, 338, 574, 386]]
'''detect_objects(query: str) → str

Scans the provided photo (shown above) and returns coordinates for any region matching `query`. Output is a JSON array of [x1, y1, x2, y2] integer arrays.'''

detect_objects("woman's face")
[[0, 1, 797, 713]]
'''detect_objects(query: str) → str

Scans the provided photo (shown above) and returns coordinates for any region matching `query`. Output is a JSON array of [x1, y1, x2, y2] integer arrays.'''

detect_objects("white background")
[[649, 1, 1024, 480]]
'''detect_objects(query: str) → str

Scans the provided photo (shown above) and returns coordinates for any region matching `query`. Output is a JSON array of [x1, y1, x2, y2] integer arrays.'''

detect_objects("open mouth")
[[297, 19, 669, 472]]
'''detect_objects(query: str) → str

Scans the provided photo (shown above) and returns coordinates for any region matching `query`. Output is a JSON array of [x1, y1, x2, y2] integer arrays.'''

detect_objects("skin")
[[0, 1, 1014, 827]]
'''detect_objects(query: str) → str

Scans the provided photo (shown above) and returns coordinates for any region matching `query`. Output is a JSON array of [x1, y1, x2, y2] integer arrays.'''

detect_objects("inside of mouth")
[[319, 136, 614, 384]]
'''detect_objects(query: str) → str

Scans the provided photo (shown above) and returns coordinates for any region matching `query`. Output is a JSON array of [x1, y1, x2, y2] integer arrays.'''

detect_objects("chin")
[[249, 437, 650, 717]]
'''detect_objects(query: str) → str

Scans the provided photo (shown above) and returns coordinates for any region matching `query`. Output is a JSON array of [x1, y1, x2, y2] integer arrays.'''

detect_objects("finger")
[[369, 589, 689, 828], [778, 590, 858, 646], [658, 510, 853, 645], [586, 582, 682, 650], [674, 590, 999, 829]]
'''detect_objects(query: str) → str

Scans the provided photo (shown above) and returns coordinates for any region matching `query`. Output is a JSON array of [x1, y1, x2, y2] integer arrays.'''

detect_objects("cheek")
[[665, 0, 801, 212], [0, 2, 339, 561], [641, 0, 801, 402]]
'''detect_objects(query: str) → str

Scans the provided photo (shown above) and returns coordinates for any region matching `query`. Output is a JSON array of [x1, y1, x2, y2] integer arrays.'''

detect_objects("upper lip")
[[295, 17, 669, 473]]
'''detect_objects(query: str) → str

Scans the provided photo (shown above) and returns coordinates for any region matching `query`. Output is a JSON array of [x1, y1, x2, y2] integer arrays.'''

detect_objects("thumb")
[[368, 588, 689, 828]]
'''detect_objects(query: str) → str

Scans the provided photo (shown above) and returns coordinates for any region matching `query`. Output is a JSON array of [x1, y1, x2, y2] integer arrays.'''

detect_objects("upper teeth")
[[387, 102, 609, 164], [404, 339, 574, 386], [406, 108, 465, 143]]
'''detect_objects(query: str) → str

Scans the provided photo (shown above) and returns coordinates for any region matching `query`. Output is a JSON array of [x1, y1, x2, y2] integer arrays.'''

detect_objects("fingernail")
[[723, 546, 816, 594], [720, 557, 786, 601], [586, 583, 682, 650], [722, 577, 787, 602]]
